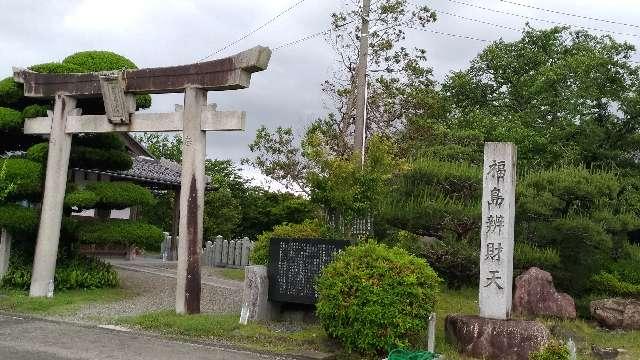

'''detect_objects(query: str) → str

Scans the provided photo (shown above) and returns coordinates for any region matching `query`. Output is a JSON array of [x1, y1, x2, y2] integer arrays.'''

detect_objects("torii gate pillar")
[[176, 87, 207, 314]]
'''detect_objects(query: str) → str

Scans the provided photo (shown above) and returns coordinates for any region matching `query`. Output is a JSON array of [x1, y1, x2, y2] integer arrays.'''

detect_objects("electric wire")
[[445, 0, 640, 39], [433, 8, 520, 32], [273, 30, 329, 51], [197, 0, 308, 62], [499, 0, 640, 30]]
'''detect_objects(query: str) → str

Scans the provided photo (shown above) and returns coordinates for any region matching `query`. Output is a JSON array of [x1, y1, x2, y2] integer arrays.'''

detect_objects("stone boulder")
[[445, 314, 550, 360], [590, 298, 640, 330], [513, 267, 576, 319]]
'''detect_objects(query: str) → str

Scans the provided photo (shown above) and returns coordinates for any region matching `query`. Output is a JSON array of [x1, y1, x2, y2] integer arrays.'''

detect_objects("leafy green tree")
[[440, 26, 640, 172], [134, 133, 183, 163]]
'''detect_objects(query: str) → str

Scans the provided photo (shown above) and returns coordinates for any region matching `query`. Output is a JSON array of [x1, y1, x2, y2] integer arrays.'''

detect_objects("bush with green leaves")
[[21, 104, 49, 119], [528, 341, 571, 360], [0, 77, 22, 106], [316, 242, 441, 357], [514, 242, 561, 275], [250, 219, 331, 265], [75, 219, 164, 250], [0, 205, 39, 235], [0, 158, 42, 201], [1, 255, 118, 291], [30, 62, 85, 74], [0, 107, 24, 132], [419, 238, 479, 288], [85, 181, 155, 210]]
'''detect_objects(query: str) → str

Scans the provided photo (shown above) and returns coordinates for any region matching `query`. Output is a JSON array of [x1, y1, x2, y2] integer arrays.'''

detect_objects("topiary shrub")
[[22, 104, 49, 119], [26, 142, 48, 163], [0, 77, 23, 106], [63, 51, 137, 72], [419, 237, 479, 289], [0, 205, 39, 235], [316, 241, 441, 357], [75, 219, 164, 250], [0, 107, 24, 132], [29, 62, 85, 74], [86, 181, 155, 209], [61, 51, 151, 110], [64, 189, 98, 210], [70, 146, 132, 171], [0, 158, 42, 201], [250, 219, 330, 265], [528, 341, 570, 360]]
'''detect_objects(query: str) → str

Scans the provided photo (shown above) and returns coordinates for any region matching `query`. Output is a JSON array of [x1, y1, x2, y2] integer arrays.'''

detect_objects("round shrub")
[[316, 241, 441, 356], [250, 219, 328, 265], [63, 50, 137, 72], [29, 62, 85, 74], [22, 104, 49, 119], [26, 142, 48, 163], [62, 51, 152, 110], [0, 77, 23, 106], [529, 341, 571, 360], [86, 181, 155, 209], [0, 107, 24, 132]]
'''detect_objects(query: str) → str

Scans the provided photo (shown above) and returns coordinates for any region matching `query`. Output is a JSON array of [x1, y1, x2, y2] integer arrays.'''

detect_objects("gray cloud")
[[1, 0, 639, 163]]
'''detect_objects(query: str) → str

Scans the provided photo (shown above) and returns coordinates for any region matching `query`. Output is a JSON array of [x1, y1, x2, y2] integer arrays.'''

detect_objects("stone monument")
[[446, 142, 551, 360]]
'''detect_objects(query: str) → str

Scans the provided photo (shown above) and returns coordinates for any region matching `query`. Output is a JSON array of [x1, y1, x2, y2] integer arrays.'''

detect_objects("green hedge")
[[514, 242, 561, 274], [22, 104, 49, 119], [0, 77, 22, 106], [1, 255, 118, 291], [71, 146, 132, 171], [0, 205, 39, 235], [316, 242, 441, 356], [0, 158, 42, 201], [64, 189, 98, 210], [75, 219, 164, 250], [86, 181, 155, 209], [0, 107, 24, 132]]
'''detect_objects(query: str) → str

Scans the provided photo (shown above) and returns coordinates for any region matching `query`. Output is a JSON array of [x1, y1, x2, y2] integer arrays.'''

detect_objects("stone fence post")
[[0, 228, 11, 278]]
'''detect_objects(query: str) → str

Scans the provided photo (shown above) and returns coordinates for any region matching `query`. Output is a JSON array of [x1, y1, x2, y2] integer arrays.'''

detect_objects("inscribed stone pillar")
[[175, 87, 207, 314], [30, 95, 77, 297], [0, 228, 11, 278], [479, 142, 517, 320], [213, 236, 222, 266]]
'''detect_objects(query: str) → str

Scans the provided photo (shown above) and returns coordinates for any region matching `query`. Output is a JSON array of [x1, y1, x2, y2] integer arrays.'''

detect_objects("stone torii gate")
[[13, 46, 271, 314]]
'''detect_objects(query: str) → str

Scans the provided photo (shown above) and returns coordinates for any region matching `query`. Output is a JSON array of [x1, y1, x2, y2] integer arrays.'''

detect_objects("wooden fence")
[[162, 234, 254, 268]]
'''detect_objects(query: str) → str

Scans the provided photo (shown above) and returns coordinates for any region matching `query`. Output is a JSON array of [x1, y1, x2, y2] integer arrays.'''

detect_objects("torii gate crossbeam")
[[13, 46, 271, 314]]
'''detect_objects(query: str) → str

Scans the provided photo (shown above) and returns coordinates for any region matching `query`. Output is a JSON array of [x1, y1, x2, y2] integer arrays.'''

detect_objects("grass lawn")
[[0, 288, 131, 315], [215, 268, 245, 282], [115, 311, 331, 355]]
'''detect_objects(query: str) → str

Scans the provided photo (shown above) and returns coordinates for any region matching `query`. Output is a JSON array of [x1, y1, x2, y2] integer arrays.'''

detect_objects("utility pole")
[[354, 0, 371, 166]]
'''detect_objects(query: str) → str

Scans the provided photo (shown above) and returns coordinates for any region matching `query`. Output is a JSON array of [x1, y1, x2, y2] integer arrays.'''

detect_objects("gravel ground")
[[56, 267, 243, 323]]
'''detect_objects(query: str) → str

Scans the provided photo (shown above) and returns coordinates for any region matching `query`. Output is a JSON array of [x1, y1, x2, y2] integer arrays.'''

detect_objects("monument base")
[[445, 314, 550, 360]]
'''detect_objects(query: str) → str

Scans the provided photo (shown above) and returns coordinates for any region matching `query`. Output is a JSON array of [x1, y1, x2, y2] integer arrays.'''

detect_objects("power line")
[[499, 0, 640, 30], [433, 9, 520, 32], [446, 0, 640, 39], [273, 30, 329, 51], [197, 0, 308, 62], [414, 27, 493, 42]]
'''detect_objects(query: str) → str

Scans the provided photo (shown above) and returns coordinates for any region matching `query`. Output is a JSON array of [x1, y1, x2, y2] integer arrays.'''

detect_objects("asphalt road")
[[0, 313, 291, 360]]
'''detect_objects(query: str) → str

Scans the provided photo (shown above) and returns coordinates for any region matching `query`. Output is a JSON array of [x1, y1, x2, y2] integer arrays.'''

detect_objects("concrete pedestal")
[[0, 228, 11, 278], [239, 265, 279, 324], [445, 314, 549, 360]]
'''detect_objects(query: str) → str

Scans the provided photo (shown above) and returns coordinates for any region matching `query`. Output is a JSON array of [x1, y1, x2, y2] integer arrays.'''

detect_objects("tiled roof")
[[77, 156, 211, 188]]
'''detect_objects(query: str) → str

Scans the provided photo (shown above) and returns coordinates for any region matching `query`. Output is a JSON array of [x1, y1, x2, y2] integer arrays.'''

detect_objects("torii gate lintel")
[[13, 46, 271, 315]]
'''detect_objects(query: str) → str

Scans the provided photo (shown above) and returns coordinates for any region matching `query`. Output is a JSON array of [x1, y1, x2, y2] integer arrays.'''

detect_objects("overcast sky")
[[1, 0, 639, 185]]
